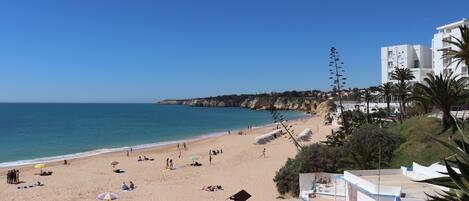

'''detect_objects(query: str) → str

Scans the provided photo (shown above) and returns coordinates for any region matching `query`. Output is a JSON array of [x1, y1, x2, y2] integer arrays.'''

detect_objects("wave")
[[0, 113, 309, 168], [0, 129, 234, 168]]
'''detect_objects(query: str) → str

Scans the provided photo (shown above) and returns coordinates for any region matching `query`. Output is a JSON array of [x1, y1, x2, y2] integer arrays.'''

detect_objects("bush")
[[344, 124, 401, 169], [273, 144, 348, 196], [388, 116, 453, 167]]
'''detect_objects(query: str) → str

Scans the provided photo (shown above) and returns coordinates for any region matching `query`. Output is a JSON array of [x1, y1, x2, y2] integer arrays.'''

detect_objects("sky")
[[0, 0, 468, 103]]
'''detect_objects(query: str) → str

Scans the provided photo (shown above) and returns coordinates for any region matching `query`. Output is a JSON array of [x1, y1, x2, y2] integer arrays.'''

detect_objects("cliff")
[[158, 95, 332, 116]]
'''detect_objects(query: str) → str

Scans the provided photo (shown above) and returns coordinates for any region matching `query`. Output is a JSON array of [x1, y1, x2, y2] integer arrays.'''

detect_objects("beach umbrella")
[[34, 164, 46, 173], [189, 155, 199, 161], [34, 164, 46, 169], [97, 192, 118, 200]]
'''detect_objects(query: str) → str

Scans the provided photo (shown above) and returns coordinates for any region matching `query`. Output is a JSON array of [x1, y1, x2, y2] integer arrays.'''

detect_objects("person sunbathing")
[[40, 171, 53, 176], [121, 182, 130, 191]]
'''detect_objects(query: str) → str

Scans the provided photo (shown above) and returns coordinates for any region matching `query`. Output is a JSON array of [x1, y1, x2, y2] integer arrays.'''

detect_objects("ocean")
[[0, 103, 305, 167]]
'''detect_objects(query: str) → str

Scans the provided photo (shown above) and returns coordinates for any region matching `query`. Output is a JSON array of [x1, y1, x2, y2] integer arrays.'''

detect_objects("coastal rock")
[[157, 96, 332, 114]]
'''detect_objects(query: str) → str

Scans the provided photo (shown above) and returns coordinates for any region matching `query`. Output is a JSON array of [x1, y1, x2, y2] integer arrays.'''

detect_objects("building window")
[[443, 68, 453, 76], [388, 51, 393, 58], [414, 60, 419, 68], [463, 67, 468, 76], [443, 58, 452, 67], [388, 61, 393, 68]]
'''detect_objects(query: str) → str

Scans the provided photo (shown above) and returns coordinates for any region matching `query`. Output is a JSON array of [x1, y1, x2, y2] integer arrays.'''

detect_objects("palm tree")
[[361, 89, 372, 116], [441, 25, 469, 69], [391, 67, 415, 118], [414, 72, 467, 130], [380, 82, 394, 115], [410, 86, 432, 114]]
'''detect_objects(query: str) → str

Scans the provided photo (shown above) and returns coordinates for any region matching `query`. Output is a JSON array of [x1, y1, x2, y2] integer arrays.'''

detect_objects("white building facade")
[[432, 18, 469, 77], [381, 44, 432, 84]]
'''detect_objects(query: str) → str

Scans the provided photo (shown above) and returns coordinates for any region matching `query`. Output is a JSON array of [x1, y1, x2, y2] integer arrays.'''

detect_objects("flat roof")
[[437, 18, 468, 30], [360, 174, 441, 199]]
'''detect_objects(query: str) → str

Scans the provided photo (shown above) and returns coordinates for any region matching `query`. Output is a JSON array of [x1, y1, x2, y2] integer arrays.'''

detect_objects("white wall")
[[432, 19, 469, 77], [357, 191, 376, 201], [381, 44, 432, 84]]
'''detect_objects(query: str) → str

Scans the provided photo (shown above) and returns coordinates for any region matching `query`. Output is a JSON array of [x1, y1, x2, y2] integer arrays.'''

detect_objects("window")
[[388, 61, 393, 68], [387, 51, 393, 58], [443, 58, 452, 67], [463, 67, 468, 75], [414, 60, 419, 68], [443, 68, 453, 76]]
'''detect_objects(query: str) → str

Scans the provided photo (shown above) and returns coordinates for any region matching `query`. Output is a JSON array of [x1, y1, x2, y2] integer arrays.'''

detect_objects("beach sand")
[[0, 115, 333, 201]]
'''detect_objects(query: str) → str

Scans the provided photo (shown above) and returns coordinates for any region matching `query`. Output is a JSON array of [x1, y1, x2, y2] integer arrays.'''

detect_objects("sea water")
[[0, 103, 305, 167]]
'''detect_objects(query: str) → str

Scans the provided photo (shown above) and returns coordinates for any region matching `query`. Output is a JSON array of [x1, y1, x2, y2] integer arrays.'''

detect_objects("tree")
[[442, 25, 469, 69], [273, 144, 348, 196], [410, 85, 432, 114], [328, 47, 347, 116], [380, 82, 394, 115], [414, 72, 467, 130], [323, 110, 388, 146], [344, 124, 400, 169], [361, 89, 372, 117], [270, 109, 303, 151], [391, 67, 415, 119]]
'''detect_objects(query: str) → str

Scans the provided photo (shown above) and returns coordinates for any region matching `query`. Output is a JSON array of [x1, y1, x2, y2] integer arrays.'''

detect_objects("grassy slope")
[[388, 116, 453, 168]]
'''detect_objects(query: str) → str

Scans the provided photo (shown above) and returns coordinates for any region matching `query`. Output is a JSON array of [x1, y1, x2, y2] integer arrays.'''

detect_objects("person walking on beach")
[[209, 155, 212, 165], [177, 143, 180, 150], [166, 158, 169, 169], [169, 159, 174, 169], [126, 151, 129, 157], [261, 148, 266, 158], [178, 150, 182, 158], [183, 143, 187, 150], [6, 170, 11, 184]]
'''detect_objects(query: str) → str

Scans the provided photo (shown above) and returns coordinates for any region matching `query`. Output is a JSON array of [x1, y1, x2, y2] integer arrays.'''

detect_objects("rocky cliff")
[[158, 96, 332, 116]]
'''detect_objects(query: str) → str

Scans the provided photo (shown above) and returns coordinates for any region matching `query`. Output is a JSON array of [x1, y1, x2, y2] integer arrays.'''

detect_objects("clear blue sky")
[[0, 0, 468, 103]]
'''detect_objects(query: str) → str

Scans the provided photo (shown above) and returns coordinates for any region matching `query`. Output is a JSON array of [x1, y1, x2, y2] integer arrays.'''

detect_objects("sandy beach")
[[0, 115, 333, 201]]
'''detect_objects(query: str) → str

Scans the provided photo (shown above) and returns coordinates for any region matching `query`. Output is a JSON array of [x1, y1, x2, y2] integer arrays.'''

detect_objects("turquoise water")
[[0, 103, 305, 167]]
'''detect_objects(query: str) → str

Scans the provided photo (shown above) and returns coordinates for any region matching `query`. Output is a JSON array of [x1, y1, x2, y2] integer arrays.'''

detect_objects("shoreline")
[[0, 114, 310, 169], [0, 114, 331, 201]]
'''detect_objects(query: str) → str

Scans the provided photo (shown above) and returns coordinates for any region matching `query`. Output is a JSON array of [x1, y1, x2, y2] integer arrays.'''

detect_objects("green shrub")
[[344, 124, 401, 169], [273, 144, 348, 196], [388, 116, 453, 167]]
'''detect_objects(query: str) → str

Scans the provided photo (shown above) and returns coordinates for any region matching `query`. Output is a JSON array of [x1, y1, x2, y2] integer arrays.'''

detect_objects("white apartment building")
[[432, 18, 469, 77], [381, 44, 432, 84]]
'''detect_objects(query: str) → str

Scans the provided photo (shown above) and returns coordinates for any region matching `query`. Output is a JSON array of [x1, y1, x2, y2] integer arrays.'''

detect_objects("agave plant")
[[420, 113, 469, 200]]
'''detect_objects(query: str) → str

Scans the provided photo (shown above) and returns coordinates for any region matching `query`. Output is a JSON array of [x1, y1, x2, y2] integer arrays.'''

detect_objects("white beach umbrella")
[[97, 192, 118, 200]]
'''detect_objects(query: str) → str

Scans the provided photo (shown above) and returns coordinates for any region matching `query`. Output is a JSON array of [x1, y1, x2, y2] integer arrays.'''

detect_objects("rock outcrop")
[[158, 95, 331, 114]]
